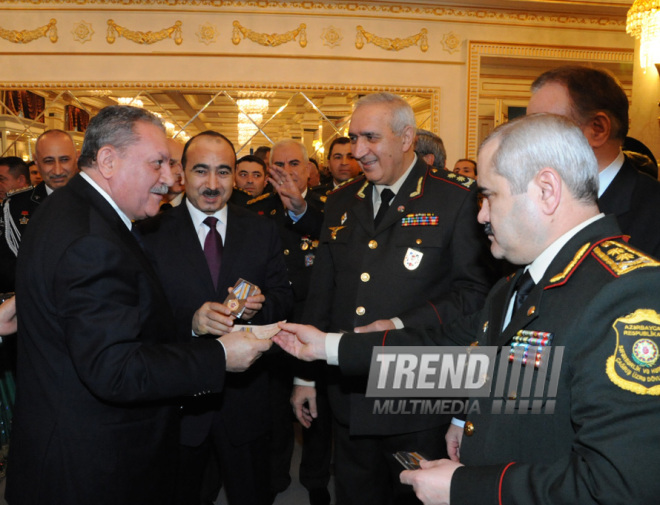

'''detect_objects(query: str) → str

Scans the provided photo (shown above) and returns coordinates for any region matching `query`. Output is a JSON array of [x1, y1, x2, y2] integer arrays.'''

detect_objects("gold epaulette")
[[5, 185, 34, 198], [444, 172, 476, 189], [246, 192, 272, 205], [593, 240, 660, 276]]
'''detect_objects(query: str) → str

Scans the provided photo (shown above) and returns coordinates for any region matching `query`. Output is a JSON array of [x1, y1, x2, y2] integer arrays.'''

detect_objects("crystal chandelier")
[[237, 98, 269, 146], [627, 0, 660, 70]]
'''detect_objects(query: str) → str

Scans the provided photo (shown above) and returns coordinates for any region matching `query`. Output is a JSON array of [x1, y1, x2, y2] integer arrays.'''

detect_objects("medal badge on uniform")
[[403, 247, 423, 270], [19, 211, 30, 225]]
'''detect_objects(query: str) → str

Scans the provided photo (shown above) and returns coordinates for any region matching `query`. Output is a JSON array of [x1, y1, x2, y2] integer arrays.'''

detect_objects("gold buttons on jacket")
[[356, 306, 366, 316], [416, 238, 422, 245], [368, 240, 378, 249], [283, 249, 290, 256], [464, 421, 475, 437], [361, 273, 370, 282]]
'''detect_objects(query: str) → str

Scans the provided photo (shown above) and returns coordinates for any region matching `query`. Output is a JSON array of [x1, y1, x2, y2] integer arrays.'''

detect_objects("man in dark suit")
[[246, 139, 331, 505], [139, 130, 294, 505], [276, 113, 660, 505], [0, 129, 78, 292], [294, 92, 496, 505], [6, 106, 271, 505], [527, 65, 660, 257]]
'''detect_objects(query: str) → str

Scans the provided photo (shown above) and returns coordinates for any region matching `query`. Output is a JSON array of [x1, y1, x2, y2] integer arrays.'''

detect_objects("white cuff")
[[326, 332, 342, 366]]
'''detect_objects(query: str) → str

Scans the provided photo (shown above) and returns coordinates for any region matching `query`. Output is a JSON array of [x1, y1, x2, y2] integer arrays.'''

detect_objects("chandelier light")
[[627, 0, 660, 71], [237, 98, 269, 146]]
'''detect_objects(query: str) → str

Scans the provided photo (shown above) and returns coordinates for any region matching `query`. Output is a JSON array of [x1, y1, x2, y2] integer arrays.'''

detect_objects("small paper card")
[[393, 451, 426, 470], [233, 321, 286, 340], [224, 278, 258, 318]]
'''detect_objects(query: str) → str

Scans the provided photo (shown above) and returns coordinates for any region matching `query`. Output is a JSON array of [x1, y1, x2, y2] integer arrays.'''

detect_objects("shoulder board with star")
[[592, 239, 660, 276], [328, 175, 366, 195], [246, 192, 273, 205], [5, 185, 34, 199], [429, 169, 476, 190]]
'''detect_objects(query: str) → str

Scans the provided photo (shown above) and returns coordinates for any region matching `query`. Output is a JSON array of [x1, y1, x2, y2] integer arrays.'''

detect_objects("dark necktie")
[[513, 269, 535, 314], [130, 224, 145, 251], [203, 216, 223, 288], [374, 188, 395, 228]]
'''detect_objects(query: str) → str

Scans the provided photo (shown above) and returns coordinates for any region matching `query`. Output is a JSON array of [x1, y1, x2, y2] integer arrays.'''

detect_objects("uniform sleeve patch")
[[606, 309, 660, 395], [593, 240, 660, 276]]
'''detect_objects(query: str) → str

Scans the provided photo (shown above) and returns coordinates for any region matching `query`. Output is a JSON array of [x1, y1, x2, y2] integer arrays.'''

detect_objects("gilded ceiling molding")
[[355, 25, 428, 52], [441, 32, 460, 54], [72, 21, 94, 44], [321, 26, 342, 48], [465, 41, 634, 160], [232, 21, 307, 47], [106, 19, 183, 45], [197, 23, 218, 45], [0, 18, 57, 44], [0, 2, 625, 31]]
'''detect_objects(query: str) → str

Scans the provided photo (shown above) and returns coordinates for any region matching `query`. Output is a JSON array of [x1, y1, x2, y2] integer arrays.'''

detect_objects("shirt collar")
[[80, 171, 132, 230], [185, 198, 228, 231], [598, 150, 624, 197], [374, 154, 418, 197], [526, 213, 604, 283]]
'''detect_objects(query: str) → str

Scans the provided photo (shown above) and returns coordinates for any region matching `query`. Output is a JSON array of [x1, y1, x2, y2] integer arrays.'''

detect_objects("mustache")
[[484, 222, 493, 236], [150, 183, 169, 195], [202, 189, 220, 197]]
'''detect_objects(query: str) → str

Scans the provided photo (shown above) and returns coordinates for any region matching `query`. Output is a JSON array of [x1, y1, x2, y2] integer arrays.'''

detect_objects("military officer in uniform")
[[0, 129, 77, 292], [311, 137, 361, 196], [247, 139, 332, 505], [293, 92, 496, 505], [275, 113, 660, 505]]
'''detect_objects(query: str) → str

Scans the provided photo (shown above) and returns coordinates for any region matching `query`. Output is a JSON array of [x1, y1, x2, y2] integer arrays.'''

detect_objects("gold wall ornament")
[[106, 19, 183, 45], [321, 26, 342, 48], [355, 26, 428, 52], [197, 23, 218, 45], [441, 32, 460, 54], [0, 18, 57, 44], [72, 21, 94, 44], [231, 21, 307, 48]]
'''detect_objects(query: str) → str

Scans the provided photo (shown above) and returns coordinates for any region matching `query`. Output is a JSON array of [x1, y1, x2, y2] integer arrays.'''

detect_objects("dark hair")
[[253, 145, 271, 162], [78, 105, 164, 169], [0, 156, 30, 181], [531, 66, 629, 142], [328, 137, 351, 158], [236, 154, 267, 174], [181, 130, 236, 170], [455, 158, 478, 176], [415, 129, 446, 169]]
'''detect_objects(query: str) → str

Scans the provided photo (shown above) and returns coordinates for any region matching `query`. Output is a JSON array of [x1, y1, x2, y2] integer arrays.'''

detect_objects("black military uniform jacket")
[[339, 215, 660, 505], [304, 158, 496, 435], [0, 182, 48, 291], [599, 154, 660, 257], [246, 190, 326, 321]]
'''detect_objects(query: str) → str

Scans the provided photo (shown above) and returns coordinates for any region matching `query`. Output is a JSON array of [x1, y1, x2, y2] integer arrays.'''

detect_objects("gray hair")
[[354, 92, 415, 136], [482, 113, 598, 203], [270, 139, 308, 165], [78, 105, 164, 169], [415, 129, 446, 169]]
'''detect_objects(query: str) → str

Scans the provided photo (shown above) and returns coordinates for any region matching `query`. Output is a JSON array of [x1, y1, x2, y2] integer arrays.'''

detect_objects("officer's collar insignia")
[[593, 240, 660, 276], [341, 212, 347, 225], [356, 181, 369, 199], [548, 243, 591, 284], [607, 309, 660, 396], [409, 177, 424, 198]]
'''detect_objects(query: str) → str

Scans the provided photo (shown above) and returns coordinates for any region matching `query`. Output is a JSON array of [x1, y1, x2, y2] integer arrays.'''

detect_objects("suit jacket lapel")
[[169, 204, 217, 294], [219, 204, 250, 293]]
